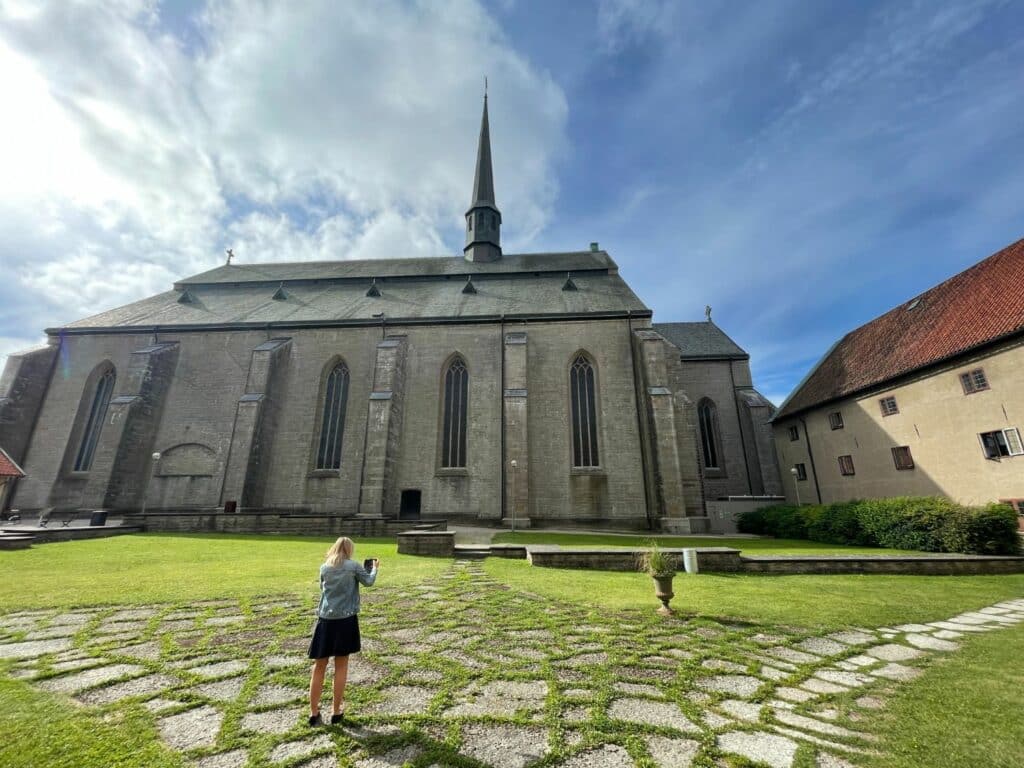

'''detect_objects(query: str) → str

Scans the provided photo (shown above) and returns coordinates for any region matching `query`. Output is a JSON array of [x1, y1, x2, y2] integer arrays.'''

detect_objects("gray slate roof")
[[653, 322, 748, 359], [176, 251, 615, 286], [57, 251, 649, 332]]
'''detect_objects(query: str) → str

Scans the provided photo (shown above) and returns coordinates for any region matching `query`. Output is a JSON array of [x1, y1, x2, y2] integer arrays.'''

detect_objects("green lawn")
[[483, 557, 1024, 629], [0, 534, 448, 611], [862, 621, 1024, 768], [491, 530, 929, 555], [0, 676, 183, 768]]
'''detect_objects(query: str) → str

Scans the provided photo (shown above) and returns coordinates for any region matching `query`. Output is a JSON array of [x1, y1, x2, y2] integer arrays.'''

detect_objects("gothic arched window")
[[316, 361, 350, 470], [441, 356, 469, 468], [74, 367, 116, 471], [698, 398, 720, 470], [570, 354, 600, 467]]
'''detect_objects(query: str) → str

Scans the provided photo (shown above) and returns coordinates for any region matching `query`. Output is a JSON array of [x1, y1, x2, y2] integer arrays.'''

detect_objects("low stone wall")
[[0, 525, 144, 544], [525, 547, 743, 572], [488, 544, 528, 559], [125, 511, 445, 537], [740, 555, 1024, 575], [397, 531, 455, 557], [523, 546, 1024, 576]]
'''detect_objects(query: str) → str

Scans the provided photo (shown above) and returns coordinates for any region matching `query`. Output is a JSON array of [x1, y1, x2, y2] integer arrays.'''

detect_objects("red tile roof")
[[0, 446, 25, 478], [776, 237, 1024, 419]]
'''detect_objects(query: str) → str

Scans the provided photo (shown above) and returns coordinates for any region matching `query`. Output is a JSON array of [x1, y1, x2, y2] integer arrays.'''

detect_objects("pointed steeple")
[[464, 87, 502, 263]]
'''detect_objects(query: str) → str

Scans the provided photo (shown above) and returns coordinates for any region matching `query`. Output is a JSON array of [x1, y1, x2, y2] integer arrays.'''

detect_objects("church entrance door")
[[399, 490, 421, 520]]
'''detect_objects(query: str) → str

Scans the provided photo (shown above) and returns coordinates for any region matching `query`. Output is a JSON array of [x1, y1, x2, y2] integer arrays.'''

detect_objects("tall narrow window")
[[570, 354, 600, 467], [316, 361, 350, 470], [698, 398, 720, 469], [441, 356, 469, 468], [74, 369, 116, 471]]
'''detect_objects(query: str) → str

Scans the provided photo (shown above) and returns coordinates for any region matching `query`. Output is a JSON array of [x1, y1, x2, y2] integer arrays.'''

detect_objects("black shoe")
[[330, 713, 344, 724], [308, 713, 323, 726]]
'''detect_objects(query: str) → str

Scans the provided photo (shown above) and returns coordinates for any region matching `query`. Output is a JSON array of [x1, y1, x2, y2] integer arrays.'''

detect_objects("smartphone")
[[363, 558, 374, 570]]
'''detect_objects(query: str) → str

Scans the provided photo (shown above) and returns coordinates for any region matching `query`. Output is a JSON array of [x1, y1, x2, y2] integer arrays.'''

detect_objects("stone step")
[[0, 533, 35, 550]]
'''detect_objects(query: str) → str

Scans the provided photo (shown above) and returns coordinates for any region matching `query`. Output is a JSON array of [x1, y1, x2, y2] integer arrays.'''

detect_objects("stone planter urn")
[[652, 574, 675, 615]]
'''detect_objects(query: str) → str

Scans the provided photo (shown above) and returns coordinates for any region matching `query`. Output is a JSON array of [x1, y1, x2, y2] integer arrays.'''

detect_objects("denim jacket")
[[317, 559, 377, 619]]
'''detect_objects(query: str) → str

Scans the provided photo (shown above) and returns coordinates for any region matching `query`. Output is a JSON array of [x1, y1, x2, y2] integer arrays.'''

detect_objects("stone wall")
[[523, 545, 1024, 575], [396, 530, 455, 556], [705, 497, 785, 534], [127, 511, 445, 537]]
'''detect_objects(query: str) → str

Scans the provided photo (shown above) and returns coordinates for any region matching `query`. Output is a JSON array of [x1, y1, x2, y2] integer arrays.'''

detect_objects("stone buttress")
[[357, 336, 407, 518], [503, 331, 530, 527], [220, 338, 292, 509], [78, 342, 180, 511], [632, 329, 707, 531]]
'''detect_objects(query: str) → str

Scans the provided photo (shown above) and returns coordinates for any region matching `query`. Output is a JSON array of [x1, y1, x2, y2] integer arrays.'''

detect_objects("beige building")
[[773, 237, 1024, 525], [0, 97, 780, 531]]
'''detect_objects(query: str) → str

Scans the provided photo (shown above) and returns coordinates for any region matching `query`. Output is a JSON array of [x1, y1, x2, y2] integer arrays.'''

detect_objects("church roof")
[[54, 250, 650, 333], [0, 446, 25, 479], [653, 322, 748, 360], [774, 236, 1024, 420]]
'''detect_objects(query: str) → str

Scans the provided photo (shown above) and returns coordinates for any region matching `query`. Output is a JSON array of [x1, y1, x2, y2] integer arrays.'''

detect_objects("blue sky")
[[1, 0, 1022, 405]]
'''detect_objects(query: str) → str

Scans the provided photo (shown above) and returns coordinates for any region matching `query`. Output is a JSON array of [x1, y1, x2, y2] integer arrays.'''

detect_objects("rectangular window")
[[960, 368, 989, 394], [794, 463, 807, 481], [788, 425, 799, 441], [829, 412, 844, 430], [879, 396, 899, 417], [892, 445, 914, 470], [838, 455, 855, 476], [980, 428, 1024, 459]]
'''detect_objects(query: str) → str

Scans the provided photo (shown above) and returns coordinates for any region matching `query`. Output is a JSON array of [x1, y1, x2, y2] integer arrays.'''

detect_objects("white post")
[[510, 459, 518, 534], [790, 467, 801, 506], [143, 452, 161, 516]]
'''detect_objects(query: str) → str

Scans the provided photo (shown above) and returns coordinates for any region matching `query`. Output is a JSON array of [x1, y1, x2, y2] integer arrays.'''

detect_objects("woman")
[[307, 536, 378, 725]]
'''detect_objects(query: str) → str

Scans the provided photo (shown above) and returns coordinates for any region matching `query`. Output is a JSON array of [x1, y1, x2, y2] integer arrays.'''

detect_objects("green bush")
[[738, 497, 1021, 555]]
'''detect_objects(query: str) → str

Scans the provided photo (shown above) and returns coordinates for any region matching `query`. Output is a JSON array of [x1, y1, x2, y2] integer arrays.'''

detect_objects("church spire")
[[464, 86, 502, 263]]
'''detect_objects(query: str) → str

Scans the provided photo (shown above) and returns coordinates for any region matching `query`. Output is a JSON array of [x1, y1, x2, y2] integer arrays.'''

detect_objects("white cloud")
[[0, 0, 567, 370]]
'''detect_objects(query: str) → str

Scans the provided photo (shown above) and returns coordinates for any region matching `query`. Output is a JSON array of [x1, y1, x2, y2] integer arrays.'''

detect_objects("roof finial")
[[226, 248, 234, 265], [484, 76, 488, 98], [705, 305, 712, 322]]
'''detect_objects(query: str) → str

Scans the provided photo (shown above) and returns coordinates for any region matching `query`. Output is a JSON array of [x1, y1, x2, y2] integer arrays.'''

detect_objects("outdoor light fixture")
[[790, 467, 801, 506]]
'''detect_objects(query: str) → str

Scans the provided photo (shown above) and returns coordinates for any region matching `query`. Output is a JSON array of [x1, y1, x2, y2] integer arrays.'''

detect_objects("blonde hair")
[[325, 536, 354, 567]]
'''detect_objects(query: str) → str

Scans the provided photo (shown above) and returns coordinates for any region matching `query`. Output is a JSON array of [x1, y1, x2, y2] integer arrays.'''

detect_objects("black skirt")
[[308, 614, 361, 659]]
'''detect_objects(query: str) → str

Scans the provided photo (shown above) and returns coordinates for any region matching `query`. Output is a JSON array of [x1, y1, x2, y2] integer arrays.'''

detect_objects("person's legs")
[[332, 655, 349, 715], [309, 657, 329, 716]]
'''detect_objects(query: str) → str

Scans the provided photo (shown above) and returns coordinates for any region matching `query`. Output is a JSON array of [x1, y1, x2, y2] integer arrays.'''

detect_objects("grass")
[[483, 557, 1024, 629], [862, 621, 1024, 768], [491, 530, 930, 555], [0, 534, 448, 611]]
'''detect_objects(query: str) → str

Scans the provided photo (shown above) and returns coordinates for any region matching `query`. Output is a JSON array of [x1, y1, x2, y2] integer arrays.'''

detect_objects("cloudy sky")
[[1, 0, 1022, 404]]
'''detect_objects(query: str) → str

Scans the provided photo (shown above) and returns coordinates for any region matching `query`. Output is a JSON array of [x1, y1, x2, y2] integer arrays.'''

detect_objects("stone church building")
[[0, 98, 780, 531]]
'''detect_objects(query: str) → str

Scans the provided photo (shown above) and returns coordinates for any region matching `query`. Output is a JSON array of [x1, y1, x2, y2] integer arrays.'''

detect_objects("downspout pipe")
[[798, 416, 823, 504], [729, 362, 755, 496]]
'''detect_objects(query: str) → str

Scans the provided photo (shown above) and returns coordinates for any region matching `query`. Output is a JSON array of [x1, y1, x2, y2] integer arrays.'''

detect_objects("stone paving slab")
[[38, 663, 146, 694], [77, 673, 176, 705], [608, 698, 699, 733], [459, 723, 549, 768], [718, 731, 798, 768], [159, 705, 223, 751]]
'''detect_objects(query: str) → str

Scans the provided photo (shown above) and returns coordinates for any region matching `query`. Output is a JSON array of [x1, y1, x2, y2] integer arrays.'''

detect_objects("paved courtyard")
[[1, 560, 1022, 768]]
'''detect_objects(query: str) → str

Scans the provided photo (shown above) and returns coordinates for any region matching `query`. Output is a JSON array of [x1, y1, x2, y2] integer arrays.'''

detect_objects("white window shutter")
[[1004, 428, 1024, 456]]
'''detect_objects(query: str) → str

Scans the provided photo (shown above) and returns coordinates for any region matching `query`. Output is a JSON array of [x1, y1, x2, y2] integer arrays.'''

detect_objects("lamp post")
[[142, 452, 161, 516], [509, 459, 518, 534], [790, 466, 801, 506]]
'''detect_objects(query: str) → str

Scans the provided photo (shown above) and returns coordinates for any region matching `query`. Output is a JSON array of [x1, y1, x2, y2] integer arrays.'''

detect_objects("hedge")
[[738, 497, 1021, 555]]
